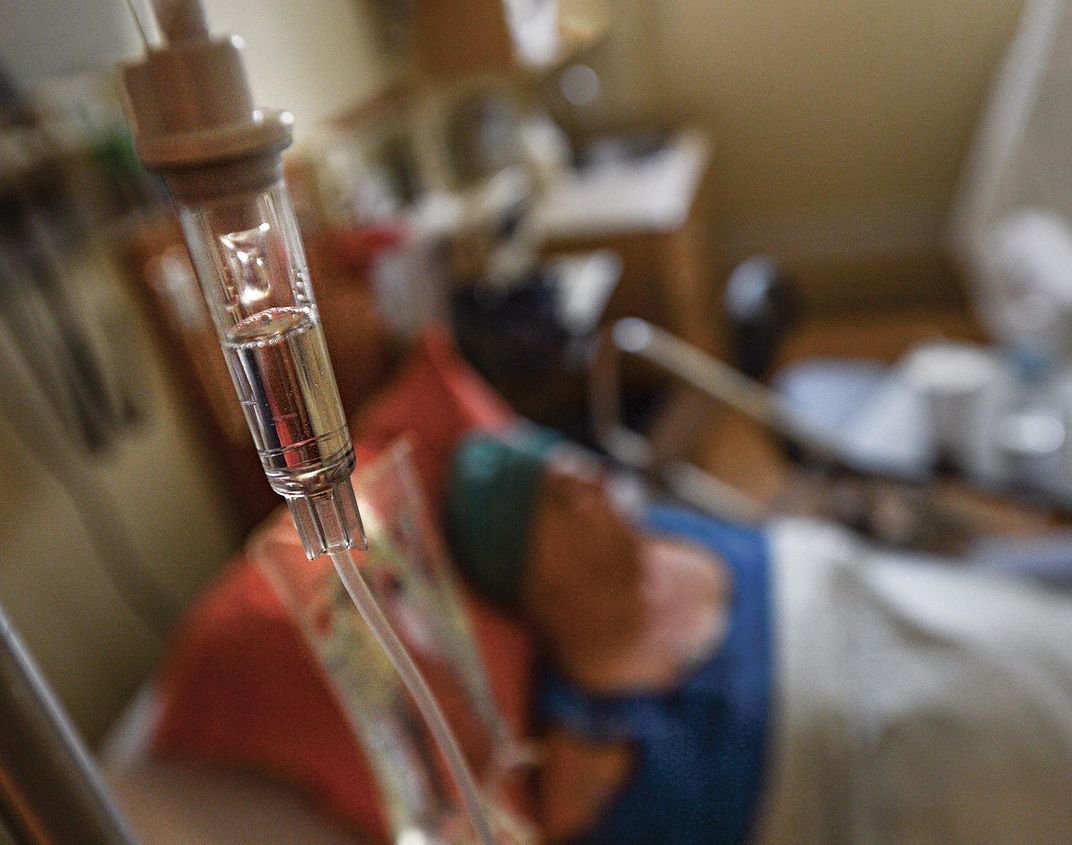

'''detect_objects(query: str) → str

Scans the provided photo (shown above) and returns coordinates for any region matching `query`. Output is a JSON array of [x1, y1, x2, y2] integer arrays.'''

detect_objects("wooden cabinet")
[[535, 131, 719, 352], [412, 0, 519, 78], [410, 0, 607, 82]]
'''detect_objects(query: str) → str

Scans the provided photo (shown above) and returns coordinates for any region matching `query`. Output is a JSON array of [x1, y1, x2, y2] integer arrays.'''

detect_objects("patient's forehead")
[[541, 444, 647, 519], [545, 443, 605, 486]]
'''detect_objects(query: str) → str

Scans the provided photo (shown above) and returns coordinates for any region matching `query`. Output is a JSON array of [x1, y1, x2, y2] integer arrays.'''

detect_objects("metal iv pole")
[[0, 602, 139, 845]]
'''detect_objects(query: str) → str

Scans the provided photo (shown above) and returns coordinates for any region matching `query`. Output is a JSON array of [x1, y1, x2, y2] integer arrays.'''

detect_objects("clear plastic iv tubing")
[[330, 550, 498, 845]]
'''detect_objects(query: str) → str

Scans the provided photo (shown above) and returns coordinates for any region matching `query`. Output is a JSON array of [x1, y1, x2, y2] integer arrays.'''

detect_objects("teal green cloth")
[[444, 427, 562, 606]]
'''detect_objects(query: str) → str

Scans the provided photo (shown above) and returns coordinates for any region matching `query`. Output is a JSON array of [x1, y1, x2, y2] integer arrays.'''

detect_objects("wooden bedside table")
[[534, 130, 718, 351]]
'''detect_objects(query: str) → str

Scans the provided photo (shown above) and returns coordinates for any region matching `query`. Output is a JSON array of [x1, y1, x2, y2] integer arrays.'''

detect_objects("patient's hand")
[[537, 727, 633, 843]]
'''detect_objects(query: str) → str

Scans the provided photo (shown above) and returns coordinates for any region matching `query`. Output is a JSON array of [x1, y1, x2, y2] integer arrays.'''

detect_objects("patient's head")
[[444, 428, 643, 650]]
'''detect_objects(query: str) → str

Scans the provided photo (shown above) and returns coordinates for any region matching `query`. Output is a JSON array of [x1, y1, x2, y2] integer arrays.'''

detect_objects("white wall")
[[0, 0, 393, 132]]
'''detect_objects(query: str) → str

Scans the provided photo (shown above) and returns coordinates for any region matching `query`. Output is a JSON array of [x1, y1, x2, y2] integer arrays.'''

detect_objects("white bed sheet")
[[758, 518, 1072, 844], [100, 689, 364, 845]]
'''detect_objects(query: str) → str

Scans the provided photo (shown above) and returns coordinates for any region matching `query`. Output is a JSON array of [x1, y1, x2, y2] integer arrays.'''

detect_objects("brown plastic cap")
[[121, 33, 293, 200]]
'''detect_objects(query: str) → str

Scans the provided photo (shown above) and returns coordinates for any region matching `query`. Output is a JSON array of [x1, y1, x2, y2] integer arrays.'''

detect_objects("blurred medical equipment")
[[591, 316, 864, 523], [0, 55, 233, 844], [0, 76, 142, 455], [596, 0, 1072, 543], [0, 305, 180, 639], [946, 0, 1072, 326], [723, 255, 798, 382], [590, 316, 1068, 553], [118, 2, 498, 842], [764, 0, 1072, 513], [0, 73, 183, 644]]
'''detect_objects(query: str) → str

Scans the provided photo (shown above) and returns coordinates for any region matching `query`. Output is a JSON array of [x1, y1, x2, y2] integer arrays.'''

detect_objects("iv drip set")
[[116, 0, 502, 842]]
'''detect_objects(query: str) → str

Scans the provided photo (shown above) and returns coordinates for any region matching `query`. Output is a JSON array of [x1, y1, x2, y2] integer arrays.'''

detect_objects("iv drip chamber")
[[176, 178, 364, 559]]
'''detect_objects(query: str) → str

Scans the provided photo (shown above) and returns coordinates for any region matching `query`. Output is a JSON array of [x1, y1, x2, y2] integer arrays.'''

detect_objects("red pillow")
[[153, 550, 392, 839], [152, 328, 532, 841], [355, 324, 517, 503]]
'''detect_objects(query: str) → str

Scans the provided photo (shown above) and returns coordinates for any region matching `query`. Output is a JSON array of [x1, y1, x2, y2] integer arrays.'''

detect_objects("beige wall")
[[201, 0, 396, 140], [189, 0, 1027, 302], [0, 242, 240, 743], [583, 0, 1025, 302]]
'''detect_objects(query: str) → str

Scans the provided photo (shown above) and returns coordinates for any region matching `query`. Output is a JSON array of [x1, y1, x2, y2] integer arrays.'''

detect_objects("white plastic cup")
[[901, 342, 1000, 475]]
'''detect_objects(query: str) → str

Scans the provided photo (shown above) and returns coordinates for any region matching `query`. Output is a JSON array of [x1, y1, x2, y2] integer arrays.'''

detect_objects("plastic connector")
[[287, 480, 367, 561]]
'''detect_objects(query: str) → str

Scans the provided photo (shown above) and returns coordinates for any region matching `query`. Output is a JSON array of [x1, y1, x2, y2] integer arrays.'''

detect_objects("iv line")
[[330, 549, 498, 845], [123, 0, 151, 48]]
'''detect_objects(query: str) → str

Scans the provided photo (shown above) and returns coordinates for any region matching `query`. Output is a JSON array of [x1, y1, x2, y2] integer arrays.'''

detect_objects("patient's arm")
[[525, 529, 732, 693], [525, 530, 732, 839]]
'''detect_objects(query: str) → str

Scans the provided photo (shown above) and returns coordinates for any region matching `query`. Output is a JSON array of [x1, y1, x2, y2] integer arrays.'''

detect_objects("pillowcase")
[[151, 327, 532, 841], [355, 324, 517, 503]]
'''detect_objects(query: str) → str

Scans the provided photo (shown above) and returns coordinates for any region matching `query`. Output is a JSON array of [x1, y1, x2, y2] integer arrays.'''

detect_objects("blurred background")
[[2, 0, 1067, 835]]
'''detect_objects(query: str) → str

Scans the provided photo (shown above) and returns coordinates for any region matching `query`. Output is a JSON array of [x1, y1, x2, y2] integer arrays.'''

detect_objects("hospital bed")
[[100, 1, 1072, 842]]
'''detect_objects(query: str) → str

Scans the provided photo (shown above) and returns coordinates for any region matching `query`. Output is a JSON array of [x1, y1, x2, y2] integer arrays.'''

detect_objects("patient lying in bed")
[[444, 426, 1072, 845], [137, 330, 1072, 844]]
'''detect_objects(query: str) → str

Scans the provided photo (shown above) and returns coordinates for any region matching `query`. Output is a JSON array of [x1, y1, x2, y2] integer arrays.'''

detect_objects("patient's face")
[[522, 454, 644, 656]]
